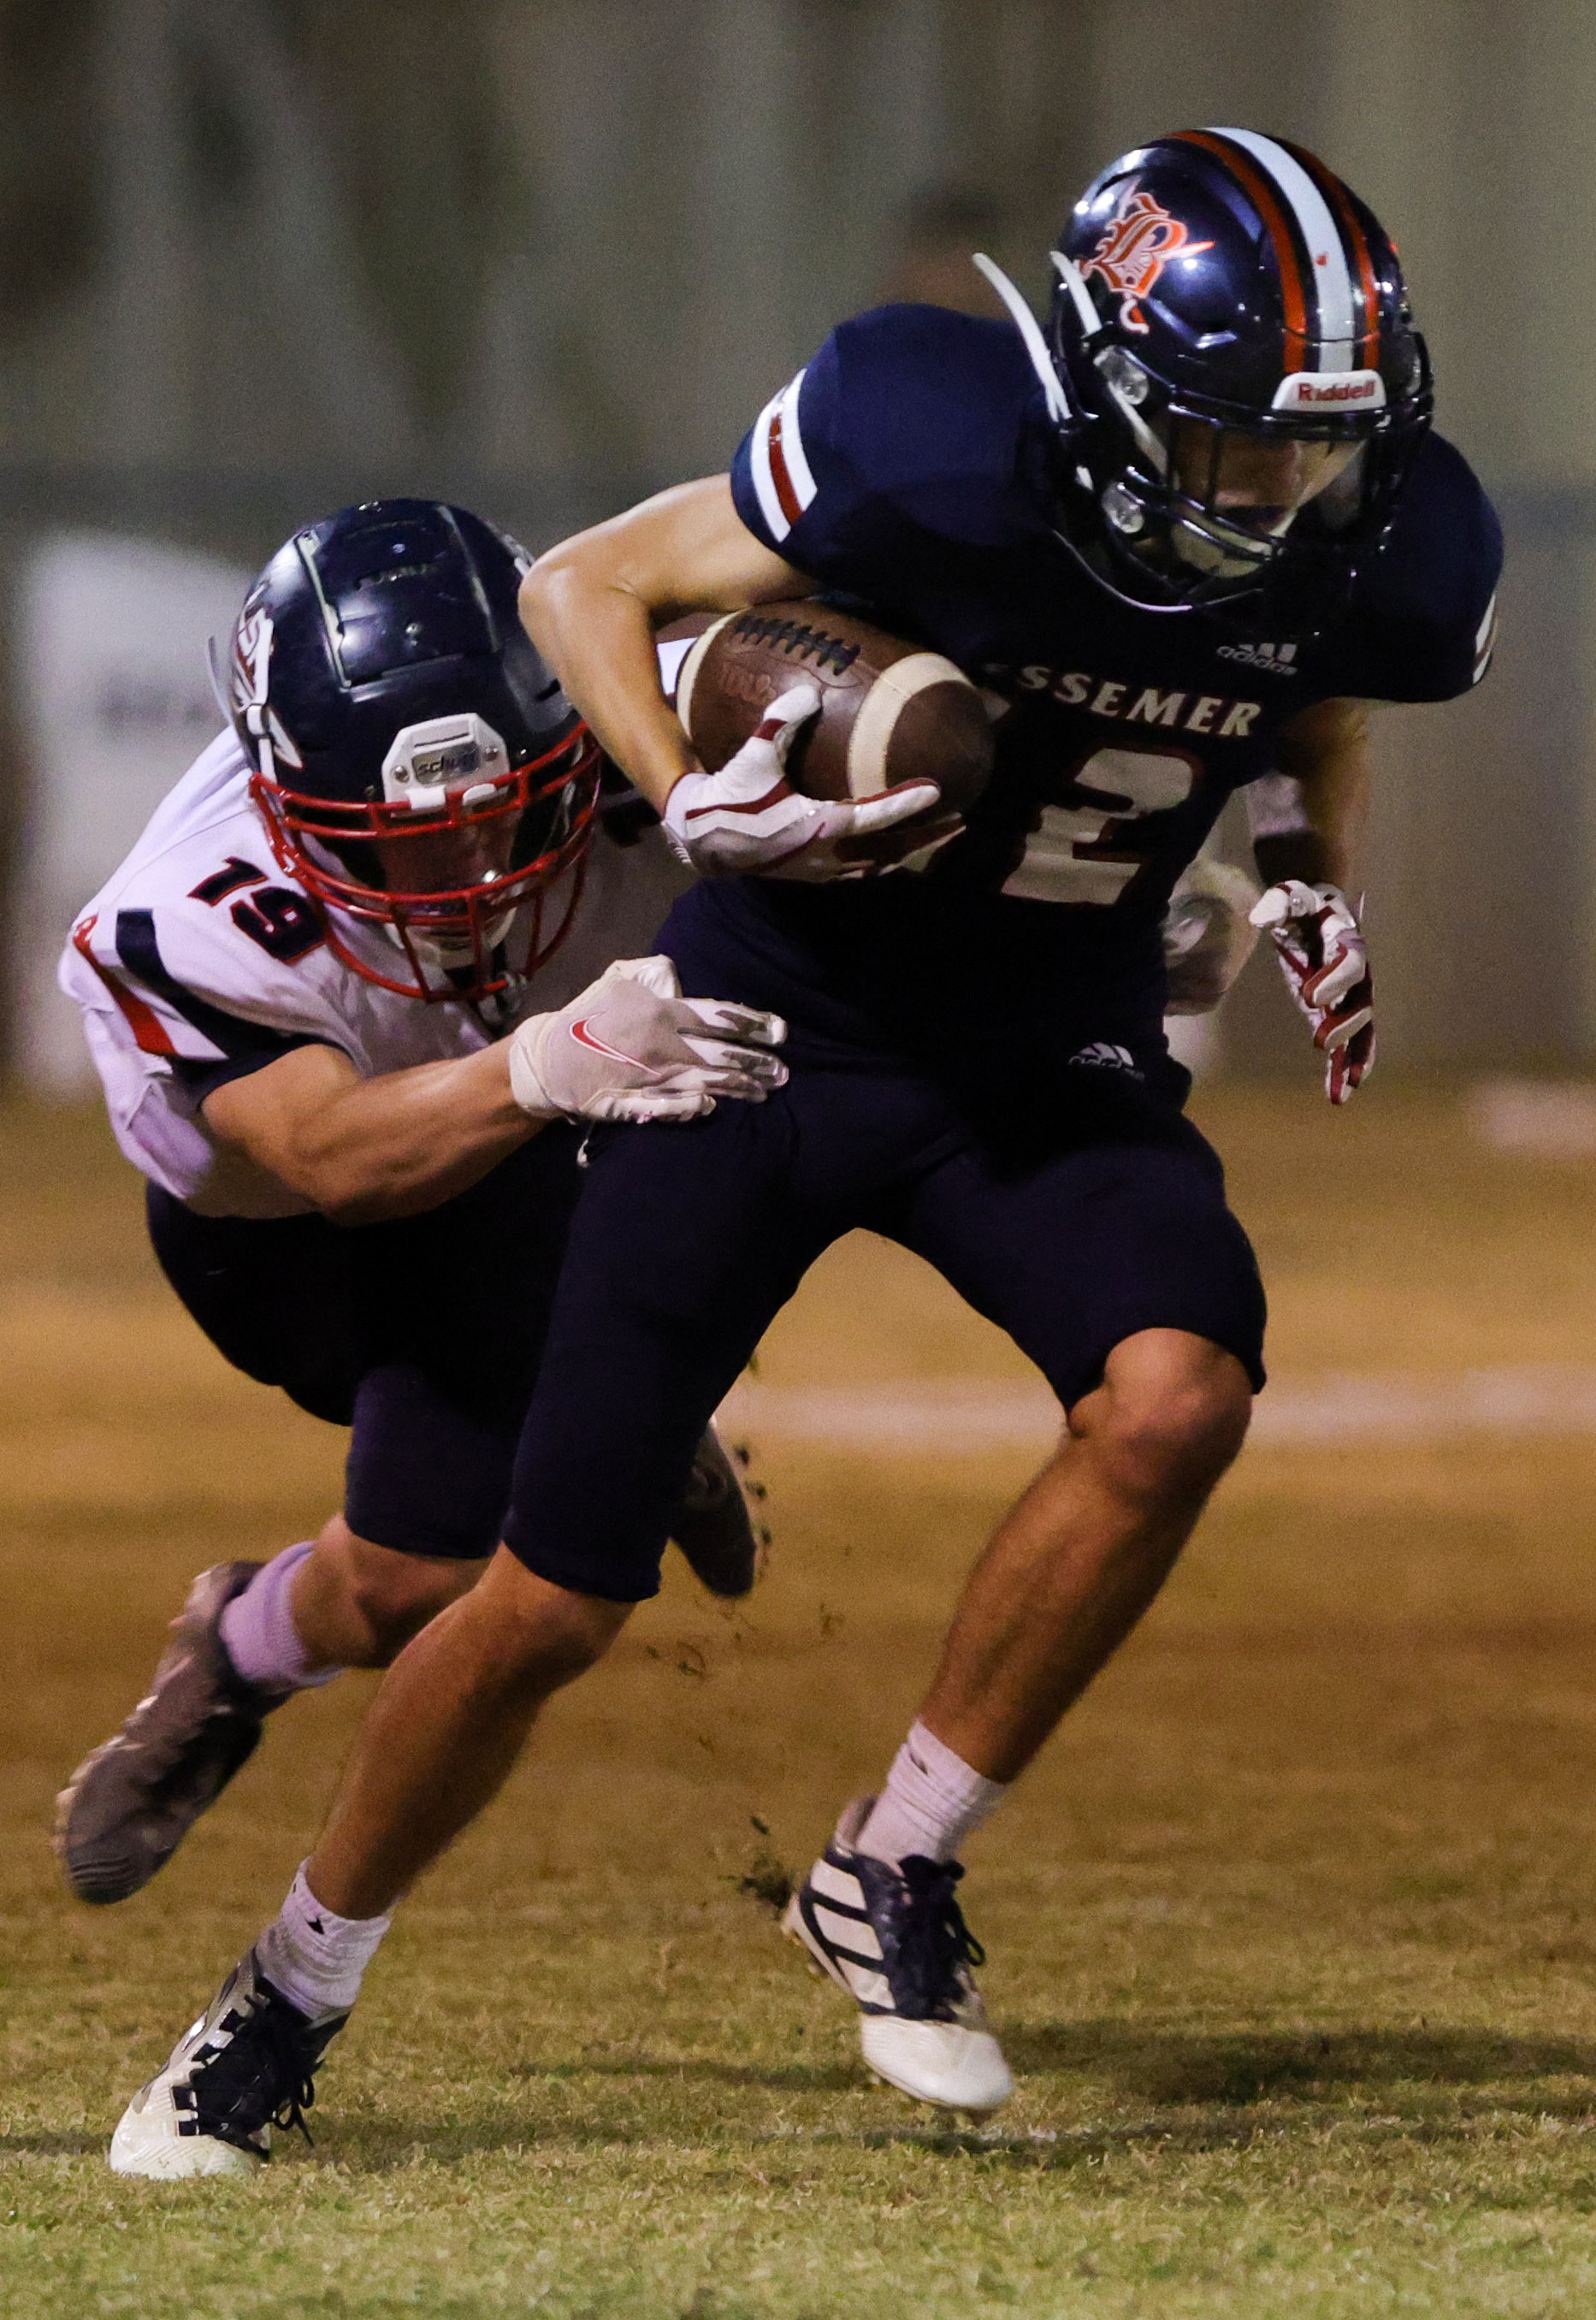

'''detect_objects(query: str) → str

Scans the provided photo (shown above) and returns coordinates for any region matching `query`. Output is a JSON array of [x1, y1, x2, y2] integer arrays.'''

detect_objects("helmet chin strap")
[[972, 254, 1073, 426], [204, 635, 231, 723], [1049, 247, 1102, 337]]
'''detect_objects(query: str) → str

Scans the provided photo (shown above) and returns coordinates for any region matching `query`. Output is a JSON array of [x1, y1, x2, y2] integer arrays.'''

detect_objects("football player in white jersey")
[[54, 499, 788, 1920]]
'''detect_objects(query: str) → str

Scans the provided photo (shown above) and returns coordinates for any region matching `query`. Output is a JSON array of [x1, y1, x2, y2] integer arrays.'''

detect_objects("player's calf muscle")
[[293, 1527, 481, 1669]]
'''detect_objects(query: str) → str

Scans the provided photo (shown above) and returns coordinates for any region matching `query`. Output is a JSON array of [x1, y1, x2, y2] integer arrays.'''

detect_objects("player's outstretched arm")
[[203, 958, 786, 1225], [1245, 697, 1378, 1105], [203, 1042, 538, 1226]]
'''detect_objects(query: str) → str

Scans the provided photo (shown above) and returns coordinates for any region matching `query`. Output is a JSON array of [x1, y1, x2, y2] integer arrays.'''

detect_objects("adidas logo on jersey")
[[1067, 1041, 1142, 1077], [1215, 640, 1299, 678]]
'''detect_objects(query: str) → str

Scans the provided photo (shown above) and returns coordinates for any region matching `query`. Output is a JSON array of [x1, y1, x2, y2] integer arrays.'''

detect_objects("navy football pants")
[[502, 1067, 1267, 1602], [146, 1127, 582, 1559]]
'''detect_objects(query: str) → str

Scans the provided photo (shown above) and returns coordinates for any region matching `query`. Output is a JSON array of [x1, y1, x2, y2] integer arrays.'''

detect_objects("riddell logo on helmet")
[[1272, 370, 1386, 412], [1081, 182, 1215, 334]]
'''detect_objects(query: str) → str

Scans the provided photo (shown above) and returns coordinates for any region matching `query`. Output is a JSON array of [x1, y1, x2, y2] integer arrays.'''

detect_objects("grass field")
[[7, 1086, 1596, 2317]]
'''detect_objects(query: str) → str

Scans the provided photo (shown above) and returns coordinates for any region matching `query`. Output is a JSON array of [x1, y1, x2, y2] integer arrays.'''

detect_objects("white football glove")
[[507, 956, 787, 1124], [1249, 879, 1374, 1105], [663, 682, 943, 881]]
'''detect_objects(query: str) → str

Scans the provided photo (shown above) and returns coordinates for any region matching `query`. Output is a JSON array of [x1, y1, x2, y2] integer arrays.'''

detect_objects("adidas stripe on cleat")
[[109, 1947, 345, 2179], [782, 1796, 1013, 2114]]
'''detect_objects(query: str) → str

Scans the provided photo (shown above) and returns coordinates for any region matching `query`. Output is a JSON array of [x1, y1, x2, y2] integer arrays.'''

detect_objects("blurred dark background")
[[0, 0, 1584, 1084]]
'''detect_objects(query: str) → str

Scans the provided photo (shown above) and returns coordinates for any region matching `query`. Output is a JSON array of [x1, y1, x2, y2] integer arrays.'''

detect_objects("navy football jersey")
[[677, 303, 1502, 1087]]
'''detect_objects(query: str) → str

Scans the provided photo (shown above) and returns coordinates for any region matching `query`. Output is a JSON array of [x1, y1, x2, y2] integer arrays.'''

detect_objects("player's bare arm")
[[202, 1041, 533, 1227], [523, 480, 947, 878], [204, 958, 786, 1228], [1252, 695, 1374, 890], [1247, 697, 1380, 1104], [521, 476, 806, 813]]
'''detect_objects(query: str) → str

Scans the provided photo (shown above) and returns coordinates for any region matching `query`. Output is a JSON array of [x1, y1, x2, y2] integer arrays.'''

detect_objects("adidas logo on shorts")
[[1067, 1041, 1141, 1077]]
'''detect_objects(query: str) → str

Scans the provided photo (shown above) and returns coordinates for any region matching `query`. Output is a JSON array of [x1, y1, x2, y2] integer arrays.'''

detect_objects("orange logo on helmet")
[[1081, 183, 1215, 335]]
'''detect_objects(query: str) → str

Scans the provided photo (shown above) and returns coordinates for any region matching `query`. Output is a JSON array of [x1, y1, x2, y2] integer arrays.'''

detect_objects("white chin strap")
[[972, 254, 1073, 426], [972, 249, 1165, 476]]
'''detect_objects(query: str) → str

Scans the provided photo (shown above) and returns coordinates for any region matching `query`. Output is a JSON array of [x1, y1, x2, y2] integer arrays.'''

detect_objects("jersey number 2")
[[1002, 746, 1196, 906]]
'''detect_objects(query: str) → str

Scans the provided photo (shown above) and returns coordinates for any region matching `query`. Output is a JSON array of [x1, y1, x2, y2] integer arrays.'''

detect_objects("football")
[[666, 600, 994, 821]]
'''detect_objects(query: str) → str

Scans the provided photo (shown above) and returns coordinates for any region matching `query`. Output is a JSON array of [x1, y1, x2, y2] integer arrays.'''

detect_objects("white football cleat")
[[110, 1946, 345, 2179], [783, 1797, 1013, 2114]]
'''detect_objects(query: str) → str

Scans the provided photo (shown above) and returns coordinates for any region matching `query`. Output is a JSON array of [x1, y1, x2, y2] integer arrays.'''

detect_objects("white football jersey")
[[60, 729, 689, 1216]]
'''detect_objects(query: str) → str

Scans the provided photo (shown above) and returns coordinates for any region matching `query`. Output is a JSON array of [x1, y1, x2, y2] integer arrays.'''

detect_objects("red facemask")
[[251, 719, 602, 1005]]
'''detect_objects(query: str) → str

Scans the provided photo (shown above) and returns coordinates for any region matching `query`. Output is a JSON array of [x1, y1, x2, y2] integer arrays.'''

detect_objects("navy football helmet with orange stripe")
[[988, 130, 1432, 625]]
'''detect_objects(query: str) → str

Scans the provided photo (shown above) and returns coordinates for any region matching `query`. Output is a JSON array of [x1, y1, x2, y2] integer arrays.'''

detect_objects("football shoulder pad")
[[732, 305, 1047, 571], [1319, 432, 1504, 703]]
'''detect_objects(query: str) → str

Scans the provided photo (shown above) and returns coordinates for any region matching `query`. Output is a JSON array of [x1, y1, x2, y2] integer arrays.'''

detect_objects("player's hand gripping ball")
[[663, 601, 994, 880], [1250, 879, 1374, 1105], [507, 956, 787, 1124]]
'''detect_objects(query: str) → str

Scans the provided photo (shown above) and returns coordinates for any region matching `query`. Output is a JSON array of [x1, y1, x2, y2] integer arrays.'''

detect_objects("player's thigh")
[[145, 1185, 360, 1423], [339, 1137, 590, 1560], [357, 1124, 585, 1427], [343, 1361, 520, 1559], [890, 1118, 1268, 1413], [504, 1092, 832, 1602]]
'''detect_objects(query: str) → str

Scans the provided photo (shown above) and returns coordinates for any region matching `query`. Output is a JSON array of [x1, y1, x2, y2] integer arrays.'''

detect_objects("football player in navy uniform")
[[55, 500, 788, 1926], [110, 133, 1501, 2169]]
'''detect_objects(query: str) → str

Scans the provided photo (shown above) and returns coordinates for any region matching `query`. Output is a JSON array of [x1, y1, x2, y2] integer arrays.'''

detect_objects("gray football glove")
[[508, 956, 787, 1124]]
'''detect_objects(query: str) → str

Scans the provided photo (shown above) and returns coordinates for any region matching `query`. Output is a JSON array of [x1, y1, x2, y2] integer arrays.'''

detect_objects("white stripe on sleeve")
[[748, 380, 794, 543], [775, 368, 814, 508]]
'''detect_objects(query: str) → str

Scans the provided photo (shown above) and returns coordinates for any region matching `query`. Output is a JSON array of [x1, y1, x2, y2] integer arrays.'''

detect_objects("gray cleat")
[[671, 1424, 766, 1599], [55, 1560, 287, 1904]]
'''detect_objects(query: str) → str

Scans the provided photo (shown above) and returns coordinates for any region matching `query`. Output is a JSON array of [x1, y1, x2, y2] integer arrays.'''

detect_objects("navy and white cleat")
[[110, 1947, 345, 2179], [56, 1560, 288, 1904], [782, 1797, 1013, 2114]]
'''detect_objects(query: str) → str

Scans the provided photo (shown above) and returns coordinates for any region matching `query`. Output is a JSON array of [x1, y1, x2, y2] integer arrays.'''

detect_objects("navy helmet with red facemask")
[[980, 129, 1432, 633], [227, 499, 600, 1006]]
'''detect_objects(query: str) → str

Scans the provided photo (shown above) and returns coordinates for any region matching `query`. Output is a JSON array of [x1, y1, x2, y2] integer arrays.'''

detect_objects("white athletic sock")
[[255, 1862, 392, 2022], [219, 1542, 344, 1693], [855, 1719, 1008, 1866]]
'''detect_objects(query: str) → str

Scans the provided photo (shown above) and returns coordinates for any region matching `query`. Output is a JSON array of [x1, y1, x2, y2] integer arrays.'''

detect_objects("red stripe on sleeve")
[[768, 410, 803, 528], [70, 915, 177, 1058]]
